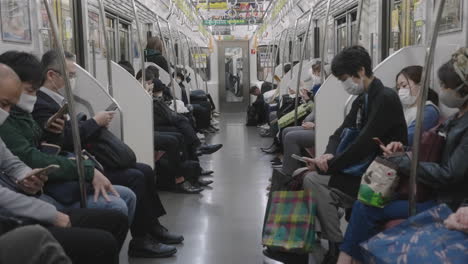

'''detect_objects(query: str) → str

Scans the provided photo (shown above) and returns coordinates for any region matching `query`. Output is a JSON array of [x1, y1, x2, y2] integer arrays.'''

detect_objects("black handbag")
[[85, 128, 137, 170]]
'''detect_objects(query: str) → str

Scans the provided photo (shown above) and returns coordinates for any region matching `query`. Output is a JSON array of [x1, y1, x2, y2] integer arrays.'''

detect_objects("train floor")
[[119, 112, 283, 264]]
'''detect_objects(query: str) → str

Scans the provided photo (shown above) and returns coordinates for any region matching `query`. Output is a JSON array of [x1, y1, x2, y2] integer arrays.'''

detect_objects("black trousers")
[[48, 208, 129, 264], [155, 126, 199, 161], [192, 104, 211, 129], [105, 163, 166, 237]]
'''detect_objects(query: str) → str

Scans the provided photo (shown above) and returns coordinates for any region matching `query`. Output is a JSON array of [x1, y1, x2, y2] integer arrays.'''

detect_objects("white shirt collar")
[[40, 87, 65, 106]]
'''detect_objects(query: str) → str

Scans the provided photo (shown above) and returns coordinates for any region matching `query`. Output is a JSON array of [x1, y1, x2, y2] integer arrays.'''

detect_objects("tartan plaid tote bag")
[[262, 190, 316, 252]]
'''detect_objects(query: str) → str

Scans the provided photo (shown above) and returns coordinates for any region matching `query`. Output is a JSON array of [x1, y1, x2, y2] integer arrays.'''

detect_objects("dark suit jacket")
[[32, 90, 102, 151]]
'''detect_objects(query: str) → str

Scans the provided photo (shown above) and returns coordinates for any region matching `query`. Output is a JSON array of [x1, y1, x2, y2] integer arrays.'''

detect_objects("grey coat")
[[0, 138, 57, 224]]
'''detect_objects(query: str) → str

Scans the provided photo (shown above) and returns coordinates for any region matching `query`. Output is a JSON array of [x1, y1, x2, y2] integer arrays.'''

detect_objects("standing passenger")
[[145, 37, 169, 73]]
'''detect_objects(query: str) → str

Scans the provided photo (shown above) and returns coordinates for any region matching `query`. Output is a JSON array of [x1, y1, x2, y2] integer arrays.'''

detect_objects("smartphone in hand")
[[46, 103, 68, 128], [34, 165, 60, 176], [291, 154, 308, 164], [372, 137, 384, 147], [105, 102, 118, 112]]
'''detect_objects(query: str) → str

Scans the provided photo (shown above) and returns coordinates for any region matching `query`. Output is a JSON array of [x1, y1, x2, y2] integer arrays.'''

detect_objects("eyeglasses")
[[50, 69, 76, 79]]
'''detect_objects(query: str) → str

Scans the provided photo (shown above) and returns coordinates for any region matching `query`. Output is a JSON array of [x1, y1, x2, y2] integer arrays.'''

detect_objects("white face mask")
[[69, 78, 77, 91], [0, 108, 9, 126], [17, 93, 37, 113], [342, 77, 365, 95], [398, 88, 417, 107], [439, 84, 468, 108]]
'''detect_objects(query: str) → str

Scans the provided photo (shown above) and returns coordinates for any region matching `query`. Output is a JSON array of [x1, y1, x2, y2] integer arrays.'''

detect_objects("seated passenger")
[[396, 65, 440, 145], [303, 61, 322, 95], [301, 46, 407, 263], [0, 63, 129, 264], [0, 51, 136, 220], [337, 47, 468, 264], [0, 226, 71, 264], [145, 37, 169, 73], [34, 50, 183, 258]]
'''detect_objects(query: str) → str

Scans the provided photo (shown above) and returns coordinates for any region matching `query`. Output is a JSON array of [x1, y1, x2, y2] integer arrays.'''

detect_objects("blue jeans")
[[340, 200, 437, 262], [41, 185, 136, 224]]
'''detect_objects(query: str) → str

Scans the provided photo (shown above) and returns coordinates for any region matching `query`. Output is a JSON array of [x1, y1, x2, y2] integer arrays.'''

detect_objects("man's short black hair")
[[146, 65, 160, 79], [0, 51, 42, 90], [331, 46, 373, 78], [118, 60, 135, 76], [136, 67, 155, 82], [249, 86, 259, 94]]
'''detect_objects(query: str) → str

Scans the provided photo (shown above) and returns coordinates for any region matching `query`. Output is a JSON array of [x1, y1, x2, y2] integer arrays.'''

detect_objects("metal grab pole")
[[166, 23, 178, 112], [130, 0, 145, 88], [408, 0, 446, 216], [274, 31, 286, 104], [42, 0, 87, 208], [197, 45, 209, 93], [97, 0, 113, 96], [356, 0, 364, 43], [185, 35, 199, 94], [282, 29, 290, 78], [293, 12, 313, 126], [290, 10, 312, 81], [270, 34, 281, 88], [91, 40, 97, 78], [320, 0, 332, 83], [269, 36, 277, 84]]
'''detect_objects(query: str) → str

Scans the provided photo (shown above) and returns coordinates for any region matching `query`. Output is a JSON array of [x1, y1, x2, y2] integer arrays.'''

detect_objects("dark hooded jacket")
[[145, 49, 169, 73]]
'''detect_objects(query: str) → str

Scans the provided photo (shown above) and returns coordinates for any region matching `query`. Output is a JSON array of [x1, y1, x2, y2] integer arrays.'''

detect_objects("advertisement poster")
[[0, 0, 32, 43]]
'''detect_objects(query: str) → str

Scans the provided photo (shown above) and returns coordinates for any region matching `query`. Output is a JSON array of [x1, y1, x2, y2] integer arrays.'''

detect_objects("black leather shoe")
[[197, 178, 213, 186], [201, 169, 214, 176], [150, 224, 184, 245], [198, 144, 223, 155], [128, 236, 177, 258], [174, 181, 203, 194]]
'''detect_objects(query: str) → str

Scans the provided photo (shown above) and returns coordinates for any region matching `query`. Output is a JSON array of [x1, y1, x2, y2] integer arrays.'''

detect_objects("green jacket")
[[0, 107, 94, 183]]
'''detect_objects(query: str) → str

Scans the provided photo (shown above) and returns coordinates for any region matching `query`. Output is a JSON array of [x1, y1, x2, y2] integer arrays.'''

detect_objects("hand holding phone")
[[105, 103, 118, 112], [17, 165, 60, 195], [46, 104, 68, 129], [291, 154, 308, 164]]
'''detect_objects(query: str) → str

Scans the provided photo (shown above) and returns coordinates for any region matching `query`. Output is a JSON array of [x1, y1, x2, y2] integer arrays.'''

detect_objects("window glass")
[[119, 23, 130, 61], [106, 17, 116, 60]]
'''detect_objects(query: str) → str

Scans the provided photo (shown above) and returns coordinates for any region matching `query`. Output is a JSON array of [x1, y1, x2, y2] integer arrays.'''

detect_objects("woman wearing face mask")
[[336, 47, 468, 264], [396, 65, 440, 145]]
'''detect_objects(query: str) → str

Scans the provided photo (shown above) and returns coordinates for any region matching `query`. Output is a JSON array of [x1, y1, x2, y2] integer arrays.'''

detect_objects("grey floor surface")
[[119, 112, 283, 264]]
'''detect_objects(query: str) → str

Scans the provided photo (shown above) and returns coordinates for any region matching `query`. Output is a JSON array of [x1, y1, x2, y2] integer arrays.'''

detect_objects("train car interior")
[[0, 0, 467, 264]]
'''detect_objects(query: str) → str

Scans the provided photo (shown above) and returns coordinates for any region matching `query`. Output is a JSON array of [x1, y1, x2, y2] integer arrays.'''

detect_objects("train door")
[[218, 41, 250, 112]]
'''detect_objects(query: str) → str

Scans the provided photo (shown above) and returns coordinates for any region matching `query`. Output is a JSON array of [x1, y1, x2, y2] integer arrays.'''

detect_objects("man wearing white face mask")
[[299, 46, 407, 264], [33, 50, 115, 150]]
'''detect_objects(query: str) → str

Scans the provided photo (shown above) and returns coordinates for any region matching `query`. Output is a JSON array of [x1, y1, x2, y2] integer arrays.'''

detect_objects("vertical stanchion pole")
[[97, 0, 114, 95], [91, 40, 97, 78], [130, 0, 145, 87], [320, 0, 332, 83], [270, 34, 280, 87], [197, 45, 209, 93], [42, 0, 87, 208], [282, 29, 291, 79], [408, 0, 445, 216], [293, 12, 313, 126], [166, 23, 178, 112]]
